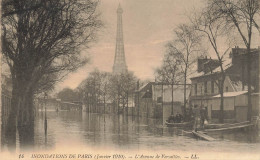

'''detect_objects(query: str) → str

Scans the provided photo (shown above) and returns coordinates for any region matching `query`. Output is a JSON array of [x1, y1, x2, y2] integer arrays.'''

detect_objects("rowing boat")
[[165, 120, 194, 127]]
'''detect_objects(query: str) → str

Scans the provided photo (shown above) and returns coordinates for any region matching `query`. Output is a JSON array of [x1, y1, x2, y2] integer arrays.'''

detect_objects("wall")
[[207, 94, 259, 122], [152, 84, 187, 103], [139, 98, 155, 118], [191, 76, 236, 97], [210, 97, 235, 121], [162, 102, 182, 122], [235, 94, 259, 115]]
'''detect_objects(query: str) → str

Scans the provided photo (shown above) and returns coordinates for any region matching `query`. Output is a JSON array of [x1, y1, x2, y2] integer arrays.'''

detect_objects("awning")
[[213, 91, 248, 98]]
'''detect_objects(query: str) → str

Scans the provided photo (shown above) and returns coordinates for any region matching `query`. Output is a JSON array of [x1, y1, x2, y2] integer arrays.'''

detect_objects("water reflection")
[[2, 111, 260, 152]]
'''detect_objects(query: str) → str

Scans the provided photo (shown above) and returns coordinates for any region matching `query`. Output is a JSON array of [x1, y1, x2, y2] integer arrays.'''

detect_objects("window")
[[204, 81, 207, 94], [195, 84, 197, 95], [211, 81, 214, 94]]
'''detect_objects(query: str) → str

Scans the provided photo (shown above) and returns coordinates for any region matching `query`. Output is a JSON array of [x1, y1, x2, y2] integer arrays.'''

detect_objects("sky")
[[56, 0, 260, 92], [56, 0, 203, 91]]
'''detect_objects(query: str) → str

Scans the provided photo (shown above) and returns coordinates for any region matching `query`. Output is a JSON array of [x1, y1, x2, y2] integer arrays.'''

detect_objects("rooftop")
[[213, 91, 248, 98]]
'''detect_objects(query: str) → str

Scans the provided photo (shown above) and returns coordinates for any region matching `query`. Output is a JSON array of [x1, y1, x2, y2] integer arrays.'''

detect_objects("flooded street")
[[30, 111, 260, 153]]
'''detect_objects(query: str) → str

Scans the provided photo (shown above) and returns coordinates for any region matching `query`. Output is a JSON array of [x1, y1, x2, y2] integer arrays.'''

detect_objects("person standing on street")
[[193, 105, 201, 131]]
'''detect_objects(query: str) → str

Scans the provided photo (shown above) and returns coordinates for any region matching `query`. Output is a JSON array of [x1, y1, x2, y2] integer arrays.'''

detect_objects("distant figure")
[[167, 114, 175, 123], [193, 105, 201, 131], [205, 107, 208, 120], [200, 107, 206, 128], [184, 107, 193, 122], [200, 107, 208, 128]]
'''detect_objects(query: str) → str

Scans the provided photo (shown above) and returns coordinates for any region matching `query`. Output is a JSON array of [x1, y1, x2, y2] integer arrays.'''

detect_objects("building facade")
[[135, 82, 189, 121], [189, 47, 260, 123]]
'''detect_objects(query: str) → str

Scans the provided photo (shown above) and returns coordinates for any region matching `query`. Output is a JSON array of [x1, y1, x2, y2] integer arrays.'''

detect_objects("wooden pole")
[[44, 93, 48, 144], [137, 80, 140, 118], [162, 83, 164, 110]]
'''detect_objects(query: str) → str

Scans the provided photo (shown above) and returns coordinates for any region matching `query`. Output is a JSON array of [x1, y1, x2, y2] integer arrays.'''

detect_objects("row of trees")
[[57, 88, 80, 102], [156, 0, 259, 123], [75, 69, 138, 115]]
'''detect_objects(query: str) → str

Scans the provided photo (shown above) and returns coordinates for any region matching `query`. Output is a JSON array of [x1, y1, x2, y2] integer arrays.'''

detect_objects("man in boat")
[[167, 114, 175, 123], [200, 107, 207, 129], [175, 112, 183, 123]]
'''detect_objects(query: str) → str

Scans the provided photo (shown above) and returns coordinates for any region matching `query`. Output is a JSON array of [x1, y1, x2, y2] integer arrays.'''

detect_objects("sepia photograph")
[[0, 0, 260, 160]]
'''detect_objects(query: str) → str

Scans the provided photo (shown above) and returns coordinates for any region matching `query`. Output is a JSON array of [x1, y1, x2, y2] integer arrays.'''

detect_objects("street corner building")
[[189, 47, 260, 123]]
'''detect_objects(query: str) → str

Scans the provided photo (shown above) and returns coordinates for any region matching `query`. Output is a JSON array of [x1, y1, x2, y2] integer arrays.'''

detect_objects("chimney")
[[197, 58, 208, 73]]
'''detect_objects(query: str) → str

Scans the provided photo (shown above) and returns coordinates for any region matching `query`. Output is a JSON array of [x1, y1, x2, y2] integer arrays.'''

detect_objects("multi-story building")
[[189, 47, 260, 123]]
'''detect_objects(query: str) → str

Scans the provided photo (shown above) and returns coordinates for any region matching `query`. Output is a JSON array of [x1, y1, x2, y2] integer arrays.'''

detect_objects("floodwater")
[[28, 111, 260, 153]]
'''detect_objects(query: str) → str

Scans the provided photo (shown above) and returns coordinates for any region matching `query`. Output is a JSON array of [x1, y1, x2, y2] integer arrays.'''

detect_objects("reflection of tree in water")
[[121, 115, 129, 146], [59, 111, 83, 123], [3, 111, 259, 151]]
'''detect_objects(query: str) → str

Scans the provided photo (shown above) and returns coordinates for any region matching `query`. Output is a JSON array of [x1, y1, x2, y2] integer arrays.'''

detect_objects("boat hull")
[[165, 121, 194, 127]]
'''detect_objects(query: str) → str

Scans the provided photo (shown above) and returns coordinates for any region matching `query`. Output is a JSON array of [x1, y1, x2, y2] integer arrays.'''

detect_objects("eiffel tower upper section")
[[113, 4, 128, 74]]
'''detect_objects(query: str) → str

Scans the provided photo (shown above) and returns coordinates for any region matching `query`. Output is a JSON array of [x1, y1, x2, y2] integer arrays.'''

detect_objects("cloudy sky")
[[56, 0, 203, 91], [56, 0, 259, 91]]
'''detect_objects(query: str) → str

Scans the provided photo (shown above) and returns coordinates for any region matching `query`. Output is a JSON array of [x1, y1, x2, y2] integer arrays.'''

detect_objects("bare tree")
[[2, 0, 102, 147], [108, 74, 122, 114], [207, 0, 260, 121], [167, 24, 204, 116], [57, 88, 80, 102], [120, 72, 137, 116], [156, 46, 182, 115], [82, 69, 107, 113], [191, 4, 232, 123], [107, 72, 137, 115], [92, 71, 110, 114]]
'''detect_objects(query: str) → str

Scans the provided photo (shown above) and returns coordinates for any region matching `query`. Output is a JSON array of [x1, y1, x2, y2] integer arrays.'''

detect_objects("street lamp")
[[44, 92, 48, 142]]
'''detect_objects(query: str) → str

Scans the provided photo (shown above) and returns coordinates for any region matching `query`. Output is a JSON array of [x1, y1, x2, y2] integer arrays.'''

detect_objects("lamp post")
[[44, 92, 48, 143]]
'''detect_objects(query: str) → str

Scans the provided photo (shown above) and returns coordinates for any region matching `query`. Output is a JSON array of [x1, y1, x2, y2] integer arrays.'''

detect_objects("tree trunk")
[[5, 87, 18, 150], [126, 92, 129, 117], [117, 93, 120, 115], [219, 79, 224, 123], [171, 84, 174, 115], [161, 84, 163, 110], [6, 78, 35, 150], [122, 96, 125, 113], [137, 81, 140, 118], [247, 48, 252, 121], [17, 91, 35, 149], [103, 95, 106, 114], [184, 71, 187, 117]]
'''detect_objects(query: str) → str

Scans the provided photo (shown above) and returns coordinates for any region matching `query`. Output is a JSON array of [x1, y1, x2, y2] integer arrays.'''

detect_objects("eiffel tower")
[[113, 4, 127, 74]]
